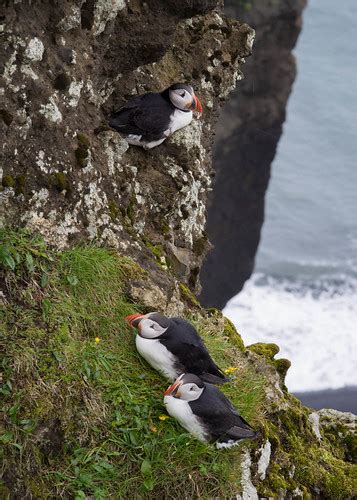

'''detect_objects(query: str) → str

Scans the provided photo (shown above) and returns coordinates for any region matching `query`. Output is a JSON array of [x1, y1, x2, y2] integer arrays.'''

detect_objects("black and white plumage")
[[109, 83, 203, 149], [124, 312, 228, 385], [164, 374, 257, 448]]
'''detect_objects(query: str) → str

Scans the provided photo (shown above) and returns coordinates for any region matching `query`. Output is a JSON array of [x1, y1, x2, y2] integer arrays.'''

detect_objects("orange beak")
[[164, 382, 178, 396], [193, 95, 203, 113], [164, 380, 183, 397], [124, 313, 145, 328]]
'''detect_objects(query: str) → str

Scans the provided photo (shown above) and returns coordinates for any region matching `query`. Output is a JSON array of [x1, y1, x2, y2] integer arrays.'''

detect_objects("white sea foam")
[[224, 273, 357, 392]]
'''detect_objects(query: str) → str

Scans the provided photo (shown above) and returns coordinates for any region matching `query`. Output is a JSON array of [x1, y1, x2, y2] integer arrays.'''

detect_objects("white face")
[[165, 373, 205, 401], [138, 317, 168, 339], [169, 87, 194, 111], [177, 382, 204, 401]]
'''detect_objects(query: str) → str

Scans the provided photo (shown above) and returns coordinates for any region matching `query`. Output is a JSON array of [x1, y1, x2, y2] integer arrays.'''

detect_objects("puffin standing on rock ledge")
[[124, 312, 228, 384], [109, 83, 203, 149], [164, 374, 257, 448]]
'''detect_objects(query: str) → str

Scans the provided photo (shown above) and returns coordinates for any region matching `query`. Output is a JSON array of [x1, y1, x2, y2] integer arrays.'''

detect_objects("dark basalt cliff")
[[200, 0, 307, 308]]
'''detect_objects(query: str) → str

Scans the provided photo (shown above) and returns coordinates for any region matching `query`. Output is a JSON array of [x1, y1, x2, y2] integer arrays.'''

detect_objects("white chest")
[[126, 134, 166, 149], [169, 109, 193, 134], [135, 335, 178, 380], [164, 396, 208, 442]]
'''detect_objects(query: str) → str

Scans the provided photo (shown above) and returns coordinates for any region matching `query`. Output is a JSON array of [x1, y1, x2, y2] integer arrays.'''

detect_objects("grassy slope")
[[0, 230, 265, 499]]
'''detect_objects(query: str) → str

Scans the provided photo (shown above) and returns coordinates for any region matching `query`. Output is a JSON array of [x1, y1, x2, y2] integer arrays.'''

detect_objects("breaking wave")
[[224, 273, 357, 392]]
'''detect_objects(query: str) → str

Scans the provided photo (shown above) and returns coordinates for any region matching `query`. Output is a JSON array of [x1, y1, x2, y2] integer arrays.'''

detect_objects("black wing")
[[190, 384, 256, 442], [160, 318, 228, 384], [109, 92, 173, 139]]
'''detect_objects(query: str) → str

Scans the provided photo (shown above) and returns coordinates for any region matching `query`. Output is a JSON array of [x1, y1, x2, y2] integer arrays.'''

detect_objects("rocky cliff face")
[[1, 0, 253, 301], [200, 0, 307, 308]]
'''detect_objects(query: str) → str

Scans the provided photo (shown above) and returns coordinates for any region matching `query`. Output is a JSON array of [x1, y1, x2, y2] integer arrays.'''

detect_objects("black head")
[[145, 312, 171, 329], [180, 373, 205, 387], [168, 83, 194, 96]]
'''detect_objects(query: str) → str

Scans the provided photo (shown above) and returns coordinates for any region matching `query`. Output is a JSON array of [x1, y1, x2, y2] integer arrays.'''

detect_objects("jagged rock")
[[237, 449, 259, 500], [1, 0, 253, 295], [257, 439, 272, 480], [308, 412, 322, 441], [318, 408, 356, 462]]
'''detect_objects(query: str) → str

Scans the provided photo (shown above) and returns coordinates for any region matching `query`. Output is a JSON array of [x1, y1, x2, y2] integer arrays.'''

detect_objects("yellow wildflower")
[[95, 337, 101, 344], [224, 366, 238, 374], [158, 415, 170, 421]]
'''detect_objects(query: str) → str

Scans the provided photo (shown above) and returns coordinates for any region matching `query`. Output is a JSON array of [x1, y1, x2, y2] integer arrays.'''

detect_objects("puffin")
[[124, 312, 228, 384], [109, 83, 203, 149], [164, 373, 257, 448]]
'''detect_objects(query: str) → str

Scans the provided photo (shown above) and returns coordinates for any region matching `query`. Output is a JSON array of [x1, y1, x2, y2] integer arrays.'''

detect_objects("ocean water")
[[224, 0, 357, 392]]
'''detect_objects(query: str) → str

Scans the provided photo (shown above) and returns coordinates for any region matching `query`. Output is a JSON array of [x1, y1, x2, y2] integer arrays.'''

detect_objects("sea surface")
[[224, 0, 357, 393]]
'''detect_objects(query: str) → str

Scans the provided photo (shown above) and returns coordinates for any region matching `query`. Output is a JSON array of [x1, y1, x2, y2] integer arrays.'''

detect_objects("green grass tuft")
[[1, 229, 265, 499]]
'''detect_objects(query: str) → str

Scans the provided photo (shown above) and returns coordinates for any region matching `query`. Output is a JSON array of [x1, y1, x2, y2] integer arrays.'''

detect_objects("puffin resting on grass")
[[164, 374, 257, 448], [124, 312, 228, 385], [109, 83, 203, 149]]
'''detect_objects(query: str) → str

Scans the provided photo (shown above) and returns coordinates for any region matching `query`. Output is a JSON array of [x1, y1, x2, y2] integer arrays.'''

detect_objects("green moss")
[[324, 466, 356, 499], [75, 145, 89, 167], [344, 433, 357, 463], [108, 201, 120, 221], [266, 463, 288, 492], [207, 307, 223, 317], [143, 240, 170, 270], [26, 478, 51, 498], [179, 282, 201, 308], [75, 133, 90, 168], [77, 132, 91, 147], [248, 342, 280, 360], [15, 174, 26, 195], [51, 172, 70, 192], [0, 484, 11, 498], [259, 394, 357, 499], [292, 445, 356, 499], [223, 317, 244, 351], [146, 241, 163, 260], [263, 421, 280, 452], [274, 358, 291, 378], [2, 174, 15, 188], [161, 222, 171, 238], [320, 419, 357, 463], [126, 198, 136, 224], [248, 343, 291, 383]]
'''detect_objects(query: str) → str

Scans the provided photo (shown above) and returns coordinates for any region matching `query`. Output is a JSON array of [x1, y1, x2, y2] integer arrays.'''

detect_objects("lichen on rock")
[[92, 0, 127, 36], [257, 440, 272, 480], [1, 0, 254, 295], [39, 96, 63, 123], [24, 37, 44, 62]]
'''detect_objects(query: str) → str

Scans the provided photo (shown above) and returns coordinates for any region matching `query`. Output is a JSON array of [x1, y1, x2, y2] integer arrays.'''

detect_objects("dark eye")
[[180, 92, 185, 97], [190, 387, 194, 391]]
